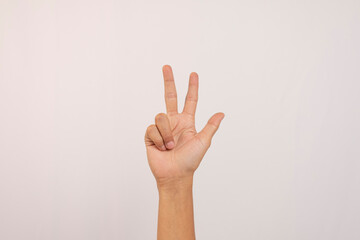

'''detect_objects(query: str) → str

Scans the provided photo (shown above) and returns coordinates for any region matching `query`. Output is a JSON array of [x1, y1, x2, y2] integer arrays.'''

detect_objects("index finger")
[[162, 65, 178, 115]]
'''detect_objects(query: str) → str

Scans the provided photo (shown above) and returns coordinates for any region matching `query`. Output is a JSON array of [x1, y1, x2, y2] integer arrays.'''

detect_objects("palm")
[[145, 65, 224, 182], [146, 113, 207, 180]]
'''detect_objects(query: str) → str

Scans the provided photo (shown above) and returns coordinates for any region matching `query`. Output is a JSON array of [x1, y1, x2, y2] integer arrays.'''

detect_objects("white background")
[[0, 0, 359, 239]]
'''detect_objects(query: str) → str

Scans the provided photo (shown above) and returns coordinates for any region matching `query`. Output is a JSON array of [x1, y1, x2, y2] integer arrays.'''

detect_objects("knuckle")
[[203, 139, 211, 149], [147, 124, 155, 132], [155, 139, 164, 147], [186, 95, 198, 102], [155, 113, 166, 122], [203, 137, 212, 148], [164, 77, 173, 82], [208, 123, 218, 130], [197, 137, 211, 149], [163, 135, 173, 142], [145, 125, 155, 142], [154, 137, 165, 148], [166, 92, 177, 99], [146, 124, 157, 135]]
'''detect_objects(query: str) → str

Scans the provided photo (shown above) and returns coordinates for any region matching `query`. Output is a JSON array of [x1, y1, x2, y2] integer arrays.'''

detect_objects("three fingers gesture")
[[145, 65, 225, 185]]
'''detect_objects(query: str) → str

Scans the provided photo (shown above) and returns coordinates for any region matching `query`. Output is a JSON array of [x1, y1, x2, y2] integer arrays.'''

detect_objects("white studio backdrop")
[[0, 0, 359, 239]]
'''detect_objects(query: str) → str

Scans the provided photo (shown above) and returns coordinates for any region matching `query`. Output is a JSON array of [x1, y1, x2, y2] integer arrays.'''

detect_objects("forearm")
[[157, 176, 195, 240], [145, 65, 224, 240]]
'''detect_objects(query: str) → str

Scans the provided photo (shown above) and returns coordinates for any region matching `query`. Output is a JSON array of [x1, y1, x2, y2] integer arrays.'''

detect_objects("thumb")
[[197, 112, 225, 148]]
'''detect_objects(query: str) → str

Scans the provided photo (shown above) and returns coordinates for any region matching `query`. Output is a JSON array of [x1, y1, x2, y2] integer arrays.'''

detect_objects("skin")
[[144, 65, 225, 240]]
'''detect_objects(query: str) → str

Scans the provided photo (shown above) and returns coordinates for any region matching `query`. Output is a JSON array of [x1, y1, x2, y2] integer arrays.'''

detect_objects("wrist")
[[156, 175, 194, 194]]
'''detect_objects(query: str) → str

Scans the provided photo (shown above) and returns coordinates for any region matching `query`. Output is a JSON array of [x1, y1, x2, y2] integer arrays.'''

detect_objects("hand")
[[144, 65, 225, 188]]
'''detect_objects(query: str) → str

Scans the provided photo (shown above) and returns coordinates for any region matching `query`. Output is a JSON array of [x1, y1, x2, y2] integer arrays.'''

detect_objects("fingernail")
[[160, 145, 167, 151], [166, 141, 175, 149]]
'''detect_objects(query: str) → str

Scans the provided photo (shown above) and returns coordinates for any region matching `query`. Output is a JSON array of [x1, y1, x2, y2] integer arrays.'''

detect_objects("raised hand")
[[144, 65, 225, 187]]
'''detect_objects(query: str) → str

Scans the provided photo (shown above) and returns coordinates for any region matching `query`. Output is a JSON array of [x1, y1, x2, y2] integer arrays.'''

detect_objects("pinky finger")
[[145, 124, 167, 151]]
